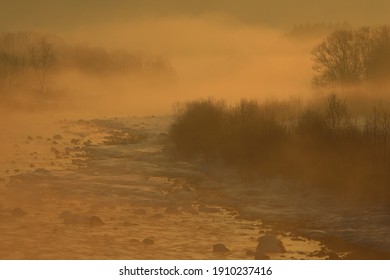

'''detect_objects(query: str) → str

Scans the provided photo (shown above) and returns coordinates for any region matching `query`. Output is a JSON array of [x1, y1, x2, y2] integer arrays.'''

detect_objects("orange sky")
[[1, 0, 389, 31], [1, 1, 389, 116]]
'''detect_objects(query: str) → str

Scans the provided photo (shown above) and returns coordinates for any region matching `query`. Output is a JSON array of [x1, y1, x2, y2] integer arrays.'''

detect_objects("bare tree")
[[312, 28, 372, 87], [324, 94, 351, 138], [366, 25, 390, 81], [30, 37, 56, 94], [0, 52, 26, 92], [0, 33, 28, 93]]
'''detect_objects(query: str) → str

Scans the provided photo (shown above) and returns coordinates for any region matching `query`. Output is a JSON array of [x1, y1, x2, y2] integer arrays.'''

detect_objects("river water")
[[0, 114, 388, 259]]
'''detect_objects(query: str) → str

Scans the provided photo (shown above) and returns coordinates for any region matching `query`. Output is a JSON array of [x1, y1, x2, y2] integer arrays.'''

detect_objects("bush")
[[169, 95, 390, 201], [169, 99, 227, 157]]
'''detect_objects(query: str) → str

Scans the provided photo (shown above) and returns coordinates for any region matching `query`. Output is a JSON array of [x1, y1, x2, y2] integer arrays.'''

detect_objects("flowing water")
[[0, 114, 389, 259]]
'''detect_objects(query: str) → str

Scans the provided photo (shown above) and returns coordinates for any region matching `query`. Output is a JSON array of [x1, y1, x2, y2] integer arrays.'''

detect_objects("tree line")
[[312, 25, 390, 87], [0, 31, 175, 96]]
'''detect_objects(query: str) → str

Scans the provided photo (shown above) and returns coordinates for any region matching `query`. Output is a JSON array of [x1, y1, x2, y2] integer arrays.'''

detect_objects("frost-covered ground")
[[0, 114, 388, 259]]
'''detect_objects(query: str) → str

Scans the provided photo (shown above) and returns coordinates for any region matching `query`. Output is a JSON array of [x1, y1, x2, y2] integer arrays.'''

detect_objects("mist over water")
[[1, 2, 390, 260], [1, 15, 315, 116]]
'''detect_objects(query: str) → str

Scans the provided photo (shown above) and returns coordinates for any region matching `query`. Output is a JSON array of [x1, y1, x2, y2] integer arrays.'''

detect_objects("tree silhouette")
[[366, 25, 390, 82], [30, 37, 56, 94], [312, 25, 390, 88], [312, 28, 372, 87], [0, 52, 26, 92]]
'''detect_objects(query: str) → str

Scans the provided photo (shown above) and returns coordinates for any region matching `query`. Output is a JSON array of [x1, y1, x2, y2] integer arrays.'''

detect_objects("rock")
[[59, 211, 104, 226], [245, 250, 255, 256], [12, 208, 27, 217], [143, 238, 155, 245], [310, 248, 329, 258], [256, 235, 286, 254], [53, 134, 63, 140], [59, 210, 74, 220], [50, 147, 60, 155], [213, 243, 230, 253], [254, 251, 270, 260], [90, 216, 104, 226]]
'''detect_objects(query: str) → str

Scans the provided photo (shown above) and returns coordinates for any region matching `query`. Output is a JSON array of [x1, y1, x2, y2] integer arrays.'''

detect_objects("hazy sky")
[[1, 0, 389, 32], [1, 0, 389, 115]]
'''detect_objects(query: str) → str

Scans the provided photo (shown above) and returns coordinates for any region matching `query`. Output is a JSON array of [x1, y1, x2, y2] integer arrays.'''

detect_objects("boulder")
[[256, 235, 286, 254], [143, 238, 155, 245], [89, 216, 104, 226], [254, 251, 270, 260], [213, 243, 230, 253]]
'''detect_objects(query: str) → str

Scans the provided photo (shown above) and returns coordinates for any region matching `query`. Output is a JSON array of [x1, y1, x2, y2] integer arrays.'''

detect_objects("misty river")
[[0, 114, 389, 259]]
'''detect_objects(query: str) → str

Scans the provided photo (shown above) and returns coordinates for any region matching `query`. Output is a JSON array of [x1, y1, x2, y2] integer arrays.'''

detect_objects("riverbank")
[[0, 115, 388, 259]]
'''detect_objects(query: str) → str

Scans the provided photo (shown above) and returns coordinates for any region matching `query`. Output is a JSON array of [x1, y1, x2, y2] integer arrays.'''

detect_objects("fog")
[[1, 15, 317, 117], [1, 2, 390, 261], [2, 1, 389, 116], [70, 17, 314, 113]]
